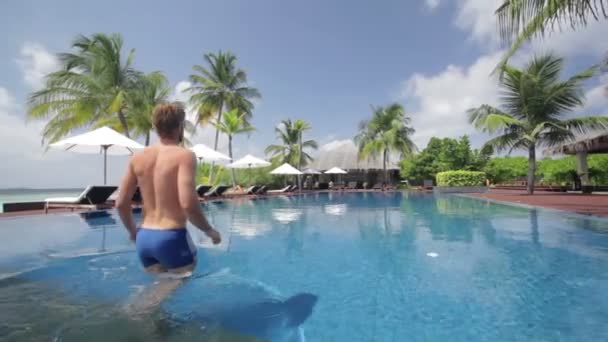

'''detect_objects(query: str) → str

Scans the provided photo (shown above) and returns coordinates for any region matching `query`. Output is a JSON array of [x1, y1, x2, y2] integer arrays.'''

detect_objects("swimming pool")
[[1, 192, 607, 341]]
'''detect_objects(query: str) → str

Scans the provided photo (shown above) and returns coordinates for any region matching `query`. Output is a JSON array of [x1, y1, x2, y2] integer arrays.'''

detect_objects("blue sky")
[[1, 0, 607, 187]]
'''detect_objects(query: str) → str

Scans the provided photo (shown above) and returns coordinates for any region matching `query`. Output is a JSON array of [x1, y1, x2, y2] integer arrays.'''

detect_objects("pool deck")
[[468, 189, 608, 217]]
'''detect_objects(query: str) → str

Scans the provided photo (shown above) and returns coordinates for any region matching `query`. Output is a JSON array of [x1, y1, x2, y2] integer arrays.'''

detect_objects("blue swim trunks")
[[136, 227, 197, 270]]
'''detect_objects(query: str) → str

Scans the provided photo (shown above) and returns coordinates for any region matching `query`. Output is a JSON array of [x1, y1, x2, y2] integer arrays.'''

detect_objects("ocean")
[[0, 188, 83, 213]]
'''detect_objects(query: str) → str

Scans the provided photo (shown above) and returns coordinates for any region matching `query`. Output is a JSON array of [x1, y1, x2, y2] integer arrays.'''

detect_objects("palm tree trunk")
[[145, 131, 150, 146], [383, 149, 388, 185], [527, 145, 536, 195], [208, 99, 224, 182], [229, 135, 236, 186], [117, 110, 130, 137], [297, 132, 303, 190]]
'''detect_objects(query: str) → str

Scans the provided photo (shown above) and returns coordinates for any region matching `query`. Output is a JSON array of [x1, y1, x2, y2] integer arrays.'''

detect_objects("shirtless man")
[[116, 103, 221, 294]]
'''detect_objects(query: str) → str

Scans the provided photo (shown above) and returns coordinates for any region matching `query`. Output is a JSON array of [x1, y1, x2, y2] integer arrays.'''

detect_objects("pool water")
[[1, 192, 607, 341]]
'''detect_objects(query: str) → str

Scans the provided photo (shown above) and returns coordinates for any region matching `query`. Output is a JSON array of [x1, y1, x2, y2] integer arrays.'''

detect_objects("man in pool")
[[116, 103, 221, 310]]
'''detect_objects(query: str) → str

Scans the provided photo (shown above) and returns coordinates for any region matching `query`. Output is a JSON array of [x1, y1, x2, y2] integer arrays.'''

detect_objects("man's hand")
[[205, 228, 221, 245]]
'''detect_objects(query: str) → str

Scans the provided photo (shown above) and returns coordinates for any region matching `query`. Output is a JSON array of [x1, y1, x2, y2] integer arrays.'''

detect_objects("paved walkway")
[[469, 189, 608, 217]]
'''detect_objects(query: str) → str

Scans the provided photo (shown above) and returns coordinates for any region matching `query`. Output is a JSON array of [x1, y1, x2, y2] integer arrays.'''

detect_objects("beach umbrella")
[[226, 154, 271, 185], [324, 166, 348, 184], [50, 126, 144, 184], [270, 163, 303, 190], [301, 168, 322, 175], [190, 144, 231, 164], [324, 167, 347, 174], [270, 163, 303, 175]]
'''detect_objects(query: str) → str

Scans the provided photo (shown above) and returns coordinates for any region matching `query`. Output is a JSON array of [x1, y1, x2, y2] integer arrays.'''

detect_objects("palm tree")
[[94, 72, 170, 145], [212, 109, 255, 186], [495, 0, 608, 70], [187, 51, 261, 181], [355, 103, 416, 184], [28, 33, 141, 142], [265, 119, 318, 166], [468, 54, 608, 194]]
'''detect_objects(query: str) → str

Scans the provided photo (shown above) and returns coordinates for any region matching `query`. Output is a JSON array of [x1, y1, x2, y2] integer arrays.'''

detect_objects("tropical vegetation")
[[355, 103, 416, 183], [212, 109, 255, 185], [187, 51, 261, 181], [27, 33, 144, 142], [400, 136, 492, 183], [468, 54, 608, 194], [495, 0, 608, 70], [436, 171, 486, 187], [265, 119, 318, 167]]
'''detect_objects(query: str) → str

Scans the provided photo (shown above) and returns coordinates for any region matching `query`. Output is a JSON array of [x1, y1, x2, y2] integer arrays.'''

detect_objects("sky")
[[0, 0, 607, 188]]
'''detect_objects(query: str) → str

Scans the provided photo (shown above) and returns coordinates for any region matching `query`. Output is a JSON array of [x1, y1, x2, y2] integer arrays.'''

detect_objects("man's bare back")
[[132, 144, 193, 229]]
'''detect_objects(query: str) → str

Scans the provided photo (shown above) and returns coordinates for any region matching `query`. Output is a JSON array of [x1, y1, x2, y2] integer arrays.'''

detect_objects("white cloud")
[[15, 42, 60, 90], [319, 139, 353, 151], [400, 52, 503, 148], [0, 87, 130, 188], [454, 0, 502, 45], [425, 0, 441, 10]]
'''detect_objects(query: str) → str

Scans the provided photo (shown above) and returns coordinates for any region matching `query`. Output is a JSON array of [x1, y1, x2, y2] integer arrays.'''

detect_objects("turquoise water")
[[0, 192, 607, 341], [0, 188, 83, 212]]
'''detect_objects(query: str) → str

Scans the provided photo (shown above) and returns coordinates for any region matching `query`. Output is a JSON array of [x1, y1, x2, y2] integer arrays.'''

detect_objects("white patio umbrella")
[[324, 166, 348, 185], [271, 163, 303, 190], [190, 144, 231, 164], [50, 126, 144, 184], [270, 163, 303, 175], [324, 167, 347, 174], [226, 154, 271, 185], [302, 168, 322, 175]]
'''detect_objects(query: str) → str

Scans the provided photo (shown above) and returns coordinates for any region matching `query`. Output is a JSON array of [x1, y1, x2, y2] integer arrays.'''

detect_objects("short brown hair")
[[153, 103, 185, 138]]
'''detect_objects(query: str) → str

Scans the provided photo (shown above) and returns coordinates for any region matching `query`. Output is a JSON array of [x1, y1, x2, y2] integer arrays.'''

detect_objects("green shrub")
[[436, 170, 486, 187]]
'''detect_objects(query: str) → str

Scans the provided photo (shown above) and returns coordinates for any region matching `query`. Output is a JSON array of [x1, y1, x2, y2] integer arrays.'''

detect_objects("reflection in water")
[[272, 208, 303, 224], [324, 203, 347, 216]]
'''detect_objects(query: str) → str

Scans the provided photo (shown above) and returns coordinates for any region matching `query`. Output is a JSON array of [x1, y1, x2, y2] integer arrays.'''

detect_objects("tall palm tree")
[[28, 33, 141, 142], [495, 0, 608, 70], [94, 71, 170, 145], [265, 119, 318, 166], [212, 109, 255, 186], [187, 51, 261, 181], [355, 103, 416, 184], [468, 54, 608, 194]]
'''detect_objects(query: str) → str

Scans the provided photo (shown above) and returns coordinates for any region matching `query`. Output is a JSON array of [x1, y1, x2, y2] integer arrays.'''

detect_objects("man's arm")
[[178, 152, 221, 244], [117, 158, 138, 241]]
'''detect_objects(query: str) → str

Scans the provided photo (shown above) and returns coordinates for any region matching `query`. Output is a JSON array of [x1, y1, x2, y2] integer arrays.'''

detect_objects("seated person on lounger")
[[116, 103, 221, 310]]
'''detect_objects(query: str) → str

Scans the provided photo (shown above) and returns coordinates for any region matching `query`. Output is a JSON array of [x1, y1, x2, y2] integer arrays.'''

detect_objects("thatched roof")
[[308, 140, 400, 171], [545, 130, 608, 155]]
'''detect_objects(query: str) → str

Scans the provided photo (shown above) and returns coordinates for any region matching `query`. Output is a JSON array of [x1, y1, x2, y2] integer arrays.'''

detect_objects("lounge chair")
[[255, 185, 268, 195], [372, 183, 383, 190], [288, 185, 299, 192], [196, 185, 213, 198], [45, 185, 117, 214], [347, 182, 357, 190], [246, 185, 260, 194], [268, 185, 291, 194], [204, 185, 229, 197]]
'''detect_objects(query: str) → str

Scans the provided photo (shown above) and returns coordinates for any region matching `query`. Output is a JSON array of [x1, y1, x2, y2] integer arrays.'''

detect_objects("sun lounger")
[[196, 185, 213, 198], [372, 183, 383, 190], [347, 182, 357, 190], [255, 185, 268, 195], [45, 185, 117, 214], [204, 185, 229, 197], [268, 185, 291, 194], [288, 185, 299, 192]]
